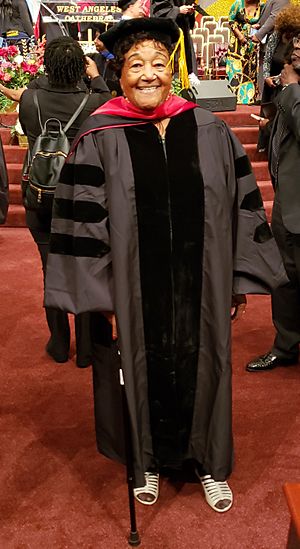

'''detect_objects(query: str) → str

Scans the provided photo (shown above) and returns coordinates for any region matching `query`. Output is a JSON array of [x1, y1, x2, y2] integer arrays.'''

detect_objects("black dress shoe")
[[246, 352, 298, 372], [46, 342, 69, 363], [76, 360, 91, 368]]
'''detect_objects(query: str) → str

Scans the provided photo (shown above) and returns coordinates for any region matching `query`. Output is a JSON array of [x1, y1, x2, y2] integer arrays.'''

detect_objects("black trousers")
[[26, 209, 92, 366], [270, 195, 300, 359]]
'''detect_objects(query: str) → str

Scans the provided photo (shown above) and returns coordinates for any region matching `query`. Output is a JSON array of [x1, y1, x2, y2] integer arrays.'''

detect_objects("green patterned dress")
[[226, 0, 264, 104]]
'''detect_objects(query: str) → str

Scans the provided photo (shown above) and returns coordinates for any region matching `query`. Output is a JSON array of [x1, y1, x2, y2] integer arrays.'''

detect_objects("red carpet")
[[0, 227, 299, 548]]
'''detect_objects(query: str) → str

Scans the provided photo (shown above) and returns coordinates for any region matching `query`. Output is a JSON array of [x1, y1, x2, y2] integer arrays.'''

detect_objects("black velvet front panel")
[[125, 110, 204, 469]]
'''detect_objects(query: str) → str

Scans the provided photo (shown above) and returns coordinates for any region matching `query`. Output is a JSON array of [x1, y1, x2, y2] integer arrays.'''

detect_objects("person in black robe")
[[45, 17, 287, 513], [85, 22, 121, 96], [0, 0, 34, 50], [151, 0, 198, 76]]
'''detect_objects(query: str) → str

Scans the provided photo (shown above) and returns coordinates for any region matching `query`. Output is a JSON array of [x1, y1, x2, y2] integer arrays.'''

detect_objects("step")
[[231, 126, 259, 144], [0, 112, 18, 126], [258, 180, 274, 202], [283, 483, 300, 541], [9, 183, 22, 205], [4, 204, 26, 227], [251, 161, 269, 181], [4, 145, 27, 164], [264, 200, 273, 223], [244, 143, 267, 162], [0, 127, 14, 145], [7, 163, 22, 185], [216, 107, 261, 127]]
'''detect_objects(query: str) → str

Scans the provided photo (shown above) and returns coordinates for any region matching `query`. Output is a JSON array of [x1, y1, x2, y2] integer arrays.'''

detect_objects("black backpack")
[[23, 90, 89, 213]]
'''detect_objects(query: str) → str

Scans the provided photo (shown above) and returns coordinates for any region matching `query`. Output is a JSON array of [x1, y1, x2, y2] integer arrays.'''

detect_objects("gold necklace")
[[154, 118, 170, 138]]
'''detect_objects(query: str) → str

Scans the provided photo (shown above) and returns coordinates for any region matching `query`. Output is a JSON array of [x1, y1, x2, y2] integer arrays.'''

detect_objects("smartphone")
[[250, 113, 265, 121]]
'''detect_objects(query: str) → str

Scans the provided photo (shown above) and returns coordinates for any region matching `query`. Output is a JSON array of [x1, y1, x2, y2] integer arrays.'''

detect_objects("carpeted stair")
[[217, 105, 273, 222], [2, 105, 274, 227], [1, 112, 26, 227]]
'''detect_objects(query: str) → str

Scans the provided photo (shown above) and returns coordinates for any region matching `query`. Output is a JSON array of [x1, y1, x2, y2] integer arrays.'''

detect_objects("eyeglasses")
[[293, 36, 300, 48]]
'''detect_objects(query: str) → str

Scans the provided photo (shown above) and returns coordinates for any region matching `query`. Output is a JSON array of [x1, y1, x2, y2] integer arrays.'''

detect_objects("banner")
[[39, 1, 122, 24]]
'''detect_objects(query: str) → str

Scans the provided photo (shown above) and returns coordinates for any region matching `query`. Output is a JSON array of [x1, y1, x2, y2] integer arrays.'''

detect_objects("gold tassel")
[[167, 28, 190, 90]]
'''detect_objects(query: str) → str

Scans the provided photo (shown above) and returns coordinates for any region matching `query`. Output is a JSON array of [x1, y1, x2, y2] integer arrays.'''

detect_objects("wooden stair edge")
[[6, 162, 23, 168], [283, 483, 300, 540]]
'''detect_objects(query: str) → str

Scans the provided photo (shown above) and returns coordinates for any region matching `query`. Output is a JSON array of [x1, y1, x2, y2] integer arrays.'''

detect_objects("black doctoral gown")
[[45, 105, 286, 487]]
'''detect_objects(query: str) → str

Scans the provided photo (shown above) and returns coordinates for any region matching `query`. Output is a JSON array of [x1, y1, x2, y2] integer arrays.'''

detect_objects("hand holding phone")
[[250, 113, 264, 121]]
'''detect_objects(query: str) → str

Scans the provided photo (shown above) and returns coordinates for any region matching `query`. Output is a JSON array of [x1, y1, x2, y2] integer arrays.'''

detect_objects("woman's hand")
[[239, 34, 248, 45], [265, 76, 277, 88], [280, 63, 300, 87], [231, 294, 247, 322], [259, 117, 269, 128], [179, 5, 194, 14], [85, 56, 100, 80], [0, 83, 25, 102]]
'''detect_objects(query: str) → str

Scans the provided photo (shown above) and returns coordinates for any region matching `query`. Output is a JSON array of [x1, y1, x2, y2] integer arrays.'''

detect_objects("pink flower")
[[7, 45, 18, 56], [3, 73, 12, 82], [1, 61, 12, 69], [21, 62, 38, 75], [0, 48, 9, 59]]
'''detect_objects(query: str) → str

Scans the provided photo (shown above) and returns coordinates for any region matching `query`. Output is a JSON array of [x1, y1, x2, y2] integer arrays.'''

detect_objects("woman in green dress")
[[226, 0, 264, 104]]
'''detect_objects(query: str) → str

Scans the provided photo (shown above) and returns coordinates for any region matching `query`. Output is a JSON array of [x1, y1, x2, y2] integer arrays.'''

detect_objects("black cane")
[[119, 367, 141, 546]]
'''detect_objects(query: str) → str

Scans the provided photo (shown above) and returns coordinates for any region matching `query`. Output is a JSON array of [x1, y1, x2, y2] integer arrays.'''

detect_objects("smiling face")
[[119, 40, 172, 110]]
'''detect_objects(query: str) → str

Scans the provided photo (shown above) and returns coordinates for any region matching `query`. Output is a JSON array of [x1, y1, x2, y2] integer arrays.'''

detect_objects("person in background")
[[226, 0, 263, 104], [88, 0, 145, 91], [19, 36, 111, 367], [36, 1, 77, 42], [118, 0, 145, 19], [0, 0, 34, 48], [151, 0, 198, 80], [247, 35, 300, 372], [251, 0, 289, 97], [257, 5, 300, 151], [87, 22, 121, 95], [25, 0, 39, 28], [45, 18, 286, 513]]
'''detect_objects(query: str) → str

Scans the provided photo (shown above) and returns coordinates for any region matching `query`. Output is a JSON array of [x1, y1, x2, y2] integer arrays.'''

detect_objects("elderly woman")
[[45, 18, 286, 513]]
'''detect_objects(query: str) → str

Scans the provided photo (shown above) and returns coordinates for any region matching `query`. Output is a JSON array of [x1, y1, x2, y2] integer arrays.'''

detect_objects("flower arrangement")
[[0, 41, 45, 112], [171, 77, 184, 97]]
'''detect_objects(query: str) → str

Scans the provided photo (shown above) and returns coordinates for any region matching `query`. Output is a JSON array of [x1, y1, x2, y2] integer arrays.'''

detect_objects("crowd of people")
[[0, 0, 300, 521]]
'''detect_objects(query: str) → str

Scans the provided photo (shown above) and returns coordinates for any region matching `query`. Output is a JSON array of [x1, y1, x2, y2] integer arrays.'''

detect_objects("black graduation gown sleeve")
[[224, 123, 288, 294]]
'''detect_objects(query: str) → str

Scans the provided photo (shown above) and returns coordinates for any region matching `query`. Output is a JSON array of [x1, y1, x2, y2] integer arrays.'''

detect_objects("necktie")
[[270, 113, 285, 183]]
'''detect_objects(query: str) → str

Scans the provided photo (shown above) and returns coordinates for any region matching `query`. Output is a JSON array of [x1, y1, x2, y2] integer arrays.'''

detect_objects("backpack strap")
[[33, 90, 43, 132], [32, 89, 90, 134], [63, 92, 90, 133]]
